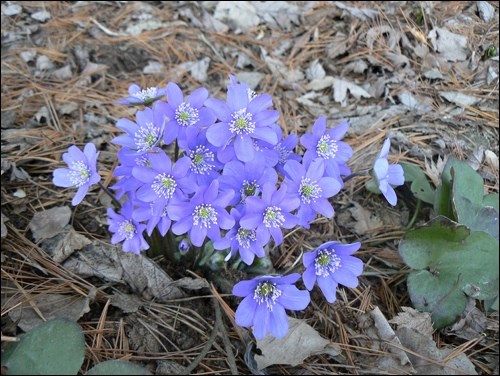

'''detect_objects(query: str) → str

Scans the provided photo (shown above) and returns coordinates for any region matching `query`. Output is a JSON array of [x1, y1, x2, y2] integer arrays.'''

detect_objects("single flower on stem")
[[214, 207, 268, 265], [233, 273, 310, 339], [302, 241, 363, 303], [160, 82, 216, 145], [283, 158, 342, 229], [167, 179, 235, 247], [112, 106, 165, 154], [117, 83, 167, 106], [107, 202, 149, 255], [205, 80, 279, 163], [240, 182, 299, 246], [219, 158, 277, 207], [52, 143, 101, 205], [373, 138, 405, 206], [300, 117, 352, 181]]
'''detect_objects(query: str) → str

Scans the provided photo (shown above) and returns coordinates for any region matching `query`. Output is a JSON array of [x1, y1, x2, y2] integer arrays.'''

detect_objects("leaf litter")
[[1, 1, 498, 374]]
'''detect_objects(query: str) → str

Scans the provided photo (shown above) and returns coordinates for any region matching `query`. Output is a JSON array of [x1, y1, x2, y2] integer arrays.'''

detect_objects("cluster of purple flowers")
[[53, 76, 404, 340]]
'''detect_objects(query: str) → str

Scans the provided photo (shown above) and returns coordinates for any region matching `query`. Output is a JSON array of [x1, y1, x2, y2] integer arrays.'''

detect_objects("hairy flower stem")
[[148, 228, 164, 258], [174, 140, 179, 162], [405, 198, 421, 230], [343, 171, 369, 183], [98, 181, 121, 208], [164, 229, 177, 260]]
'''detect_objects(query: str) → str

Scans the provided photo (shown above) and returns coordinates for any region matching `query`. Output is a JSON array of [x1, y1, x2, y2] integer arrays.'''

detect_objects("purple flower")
[[117, 83, 167, 106], [302, 241, 363, 303], [53, 143, 101, 205], [107, 202, 149, 254], [240, 182, 299, 246], [233, 273, 310, 339], [132, 199, 171, 236], [275, 133, 301, 175], [373, 138, 405, 206], [110, 148, 146, 199], [205, 81, 279, 162], [219, 159, 277, 206], [300, 117, 352, 181], [283, 158, 342, 228], [112, 106, 166, 153], [131, 150, 192, 203], [178, 239, 190, 253], [167, 180, 235, 247], [178, 127, 223, 186], [214, 208, 268, 265], [160, 83, 216, 145]]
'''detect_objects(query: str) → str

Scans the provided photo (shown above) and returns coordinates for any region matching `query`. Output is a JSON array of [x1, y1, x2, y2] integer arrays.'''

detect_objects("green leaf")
[[433, 159, 454, 219], [454, 195, 499, 241], [365, 178, 381, 194], [400, 163, 435, 204], [451, 160, 484, 207], [407, 270, 466, 329], [399, 218, 499, 328], [2, 318, 85, 375], [483, 193, 499, 211], [429, 231, 499, 301], [86, 360, 151, 375], [399, 216, 470, 270]]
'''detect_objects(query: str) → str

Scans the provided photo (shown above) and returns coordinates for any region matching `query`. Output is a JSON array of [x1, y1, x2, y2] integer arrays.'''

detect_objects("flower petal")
[[278, 285, 310, 310], [319, 177, 342, 197], [234, 135, 255, 162], [374, 158, 389, 180], [329, 120, 349, 140], [204, 98, 231, 121], [383, 186, 398, 206], [72, 185, 88, 205], [206, 122, 232, 147], [311, 198, 334, 218], [233, 279, 258, 297], [302, 266, 317, 290], [340, 255, 364, 277], [253, 127, 278, 145], [53, 169, 73, 187], [317, 276, 338, 303], [269, 305, 288, 338], [331, 267, 359, 288], [235, 295, 257, 327], [252, 303, 271, 340], [171, 216, 192, 235], [247, 94, 272, 113], [166, 82, 183, 107], [187, 87, 208, 108], [387, 164, 405, 186]]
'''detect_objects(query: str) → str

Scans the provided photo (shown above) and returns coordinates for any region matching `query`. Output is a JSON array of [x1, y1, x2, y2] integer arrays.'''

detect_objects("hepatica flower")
[[177, 127, 222, 186], [302, 241, 363, 303], [240, 182, 299, 246], [168, 180, 235, 247], [112, 106, 165, 153], [301, 117, 353, 180], [117, 83, 167, 106], [214, 207, 268, 265], [107, 202, 149, 254], [161, 82, 216, 145], [205, 81, 279, 162], [132, 150, 192, 202], [233, 273, 310, 339], [275, 133, 301, 175], [219, 158, 277, 206], [373, 138, 405, 206], [283, 158, 342, 228], [52, 143, 100, 205]]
